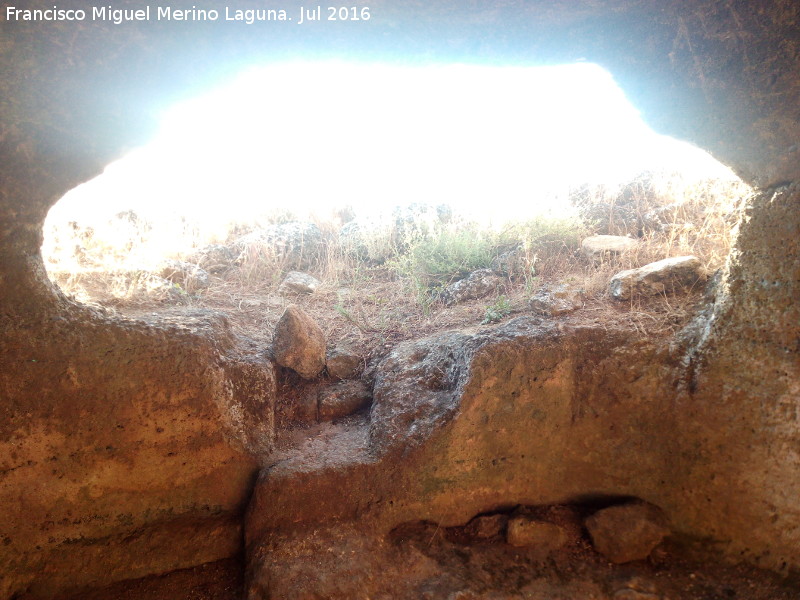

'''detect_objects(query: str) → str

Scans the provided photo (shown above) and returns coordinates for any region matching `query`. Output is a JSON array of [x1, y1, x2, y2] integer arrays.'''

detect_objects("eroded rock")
[[585, 501, 670, 563], [278, 271, 321, 295], [491, 247, 533, 279], [272, 305, 326, 379], [614, 590, 661, 600], [463, 514, 508, 540], [5, 3, 800, 595], [506, 517, 569, 552], [326, 346, 363, 380], [233, 222, 324, 270], [440, 269, 502, 306], [319, 379, 372, 421], [189, 244, 236, 274], [157, 259, 210, 292], [609, 256, 704, 300], [369, 331, 474, 454], [529, 283, 585, 316]]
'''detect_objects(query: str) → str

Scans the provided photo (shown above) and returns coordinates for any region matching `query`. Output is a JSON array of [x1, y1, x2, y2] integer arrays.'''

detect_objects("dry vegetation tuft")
[[43, 168, 751, 358]]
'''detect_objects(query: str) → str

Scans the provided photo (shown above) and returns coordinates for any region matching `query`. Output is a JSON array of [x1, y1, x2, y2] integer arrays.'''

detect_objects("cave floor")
[[51, 558, 244, 600], [51, 542, 800, 600]]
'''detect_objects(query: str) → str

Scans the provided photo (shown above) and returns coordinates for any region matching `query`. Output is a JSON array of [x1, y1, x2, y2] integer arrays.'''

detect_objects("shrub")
[[390, 224, 498, 290]]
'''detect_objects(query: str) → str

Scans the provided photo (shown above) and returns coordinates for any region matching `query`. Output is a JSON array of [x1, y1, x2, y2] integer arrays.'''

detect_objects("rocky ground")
[[52, 538, 800, 600]]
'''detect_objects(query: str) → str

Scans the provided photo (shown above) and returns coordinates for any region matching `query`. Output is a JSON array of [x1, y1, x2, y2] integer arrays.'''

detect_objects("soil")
[[50, 539, 800, 600], [63, 263, 705, 370], [51, 558, 244, 600]]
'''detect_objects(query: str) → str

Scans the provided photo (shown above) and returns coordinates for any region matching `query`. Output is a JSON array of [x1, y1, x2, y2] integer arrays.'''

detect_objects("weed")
[[481, 295, 512, 325], [389, 224, 497, 291]]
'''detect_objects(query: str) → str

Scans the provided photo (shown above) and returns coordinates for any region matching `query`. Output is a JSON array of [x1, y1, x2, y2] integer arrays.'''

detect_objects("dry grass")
[[43, 168, 752, 358]]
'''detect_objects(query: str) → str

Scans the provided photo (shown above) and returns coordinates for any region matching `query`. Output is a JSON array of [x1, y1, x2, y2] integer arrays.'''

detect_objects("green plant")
[[334, 301, 369, 333], [481, 295, 512, 324], [390, 225, 497, 290]]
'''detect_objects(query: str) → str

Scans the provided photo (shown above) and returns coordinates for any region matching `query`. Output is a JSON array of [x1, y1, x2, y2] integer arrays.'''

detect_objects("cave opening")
[[41, 61, 750, 335], [4, 2, 800, 597]]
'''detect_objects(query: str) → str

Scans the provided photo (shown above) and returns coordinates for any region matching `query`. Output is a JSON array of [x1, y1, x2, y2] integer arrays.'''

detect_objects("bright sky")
[[49, 61, 736, 229]]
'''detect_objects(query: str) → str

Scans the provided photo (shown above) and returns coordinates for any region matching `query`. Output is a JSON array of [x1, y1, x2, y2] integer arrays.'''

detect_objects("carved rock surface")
[[3, 1, 800, 597], [610, 256, 703, 300], [463, 514, 508, 540], [272, 305, 326, 379], [318, 379, 372, 421], [0, 310, 267, 598]]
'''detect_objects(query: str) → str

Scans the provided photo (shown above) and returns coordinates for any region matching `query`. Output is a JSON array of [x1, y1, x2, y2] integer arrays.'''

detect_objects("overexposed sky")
[[49, 61, 736, 228]]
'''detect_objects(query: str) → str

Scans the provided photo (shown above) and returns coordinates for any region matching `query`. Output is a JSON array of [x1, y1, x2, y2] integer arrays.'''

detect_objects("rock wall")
[[678, 184, 800, 570], [0, 305, 274, 598], [0, 1, 798, 597]]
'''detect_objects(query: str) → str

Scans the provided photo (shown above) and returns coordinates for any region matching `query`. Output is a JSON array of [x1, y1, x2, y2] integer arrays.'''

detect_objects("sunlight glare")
[[49, 61, 738, 249]]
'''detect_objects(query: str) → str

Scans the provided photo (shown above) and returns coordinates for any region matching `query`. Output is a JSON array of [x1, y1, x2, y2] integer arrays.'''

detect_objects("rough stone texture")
[[188, 244, 236, 274], [272, 305, 326, 379], [585, 501, 671, 563], [613, 591, 661, 600], [610, 256, 704, 300], [490, 247, 533, 279], [233, 223, 324, 271], [440, 269, 503, 306], [581, 235, 639, 258], [506, 517, 568, 552], [463, 514, 508, 540], [277, 271, 320, 295], [529, 284, 585, 316], [245, 303, 797, 593], [244, 321, 689, 597], [318, 380, 373, 421], [0, 309, 272, 598], [325, 347, 363, 380], [676, 185, 800, 573], [275, 386, 320, 426], [2, 1, 800, 596], [157, 259, 210, 292]]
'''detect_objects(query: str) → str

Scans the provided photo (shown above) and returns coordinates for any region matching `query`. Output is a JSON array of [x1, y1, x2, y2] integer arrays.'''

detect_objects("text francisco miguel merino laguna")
[[5, 5, 372, 25]]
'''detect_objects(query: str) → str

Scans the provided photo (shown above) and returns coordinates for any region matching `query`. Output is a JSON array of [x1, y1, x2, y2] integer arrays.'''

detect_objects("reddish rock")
[[318, 380, 372, 421], [272, 305, 326, 379], [326, 347, 363, 380], [463, 514, 508, 540], [506, 517, 568, 552], [585, 501, 670, 563]]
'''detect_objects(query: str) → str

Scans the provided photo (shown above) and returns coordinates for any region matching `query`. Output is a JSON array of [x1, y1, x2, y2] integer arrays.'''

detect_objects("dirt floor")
[[51, 539, 800, 600], [79, 262, 705, 372], [52, 558, 244, 600]]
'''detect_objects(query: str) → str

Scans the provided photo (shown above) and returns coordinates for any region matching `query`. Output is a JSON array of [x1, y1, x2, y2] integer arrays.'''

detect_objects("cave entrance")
[[41, 61, 751, 342]]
